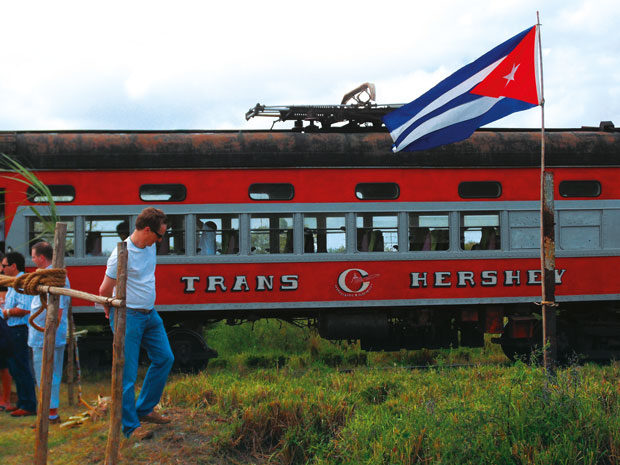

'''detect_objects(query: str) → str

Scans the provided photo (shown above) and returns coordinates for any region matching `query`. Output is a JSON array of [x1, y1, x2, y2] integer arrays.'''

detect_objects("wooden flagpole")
[[537, 12, 557, 372]]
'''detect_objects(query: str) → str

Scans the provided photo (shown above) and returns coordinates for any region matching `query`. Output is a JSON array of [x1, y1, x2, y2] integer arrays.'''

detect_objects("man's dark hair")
[[31, 241, 54, 261], [135, 207, 167, 233], [5, 252, 26, 272]]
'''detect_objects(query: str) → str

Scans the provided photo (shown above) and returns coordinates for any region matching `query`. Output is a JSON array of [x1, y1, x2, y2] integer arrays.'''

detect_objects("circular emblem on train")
[[336, 268, 378, 296]]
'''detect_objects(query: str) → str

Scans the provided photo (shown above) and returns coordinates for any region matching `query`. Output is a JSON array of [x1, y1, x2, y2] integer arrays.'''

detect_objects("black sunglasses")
[[151, 228, 164, 240]]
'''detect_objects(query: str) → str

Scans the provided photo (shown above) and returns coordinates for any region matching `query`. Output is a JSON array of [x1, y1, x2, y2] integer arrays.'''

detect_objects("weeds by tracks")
[[163, 362, 619, 465], [1, 320, 617, 465], [160, 321, 620, 465]]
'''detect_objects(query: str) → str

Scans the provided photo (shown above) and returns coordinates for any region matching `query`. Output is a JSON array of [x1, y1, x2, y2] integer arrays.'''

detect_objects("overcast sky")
[[1, 0, 618, 131]]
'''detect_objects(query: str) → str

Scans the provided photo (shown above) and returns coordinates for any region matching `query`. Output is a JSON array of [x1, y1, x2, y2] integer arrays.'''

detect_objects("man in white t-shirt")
[[99, 207, 174, 438]]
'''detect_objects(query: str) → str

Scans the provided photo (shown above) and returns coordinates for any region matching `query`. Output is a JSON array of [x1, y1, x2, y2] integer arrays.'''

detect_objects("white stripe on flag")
[[533, 25, 542, 105], [393, 96, 503, 152], [390, 57, 505, 142]]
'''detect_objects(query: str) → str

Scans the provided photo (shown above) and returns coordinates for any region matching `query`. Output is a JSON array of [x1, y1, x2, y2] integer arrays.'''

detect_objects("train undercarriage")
[[497, 302, 620, 363], [316, 302, 620, 363], [75, 319, 218, 373], [74, 301, 620, 372]]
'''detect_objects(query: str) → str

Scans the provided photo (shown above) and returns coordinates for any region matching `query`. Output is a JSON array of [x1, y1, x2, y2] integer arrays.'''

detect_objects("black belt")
[[128, 308, 152, 314]]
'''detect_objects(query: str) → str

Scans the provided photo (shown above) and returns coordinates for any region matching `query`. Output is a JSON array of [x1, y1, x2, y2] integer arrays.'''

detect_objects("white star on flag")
[[383, 25, 541, 152], [503, 63, 520, 86]]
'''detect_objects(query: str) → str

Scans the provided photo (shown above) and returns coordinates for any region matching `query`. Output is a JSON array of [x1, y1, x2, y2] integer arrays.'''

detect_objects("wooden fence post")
[[66, 305, 75, 406], [34, 222, 66, 465], [105, 242, 128, 465]]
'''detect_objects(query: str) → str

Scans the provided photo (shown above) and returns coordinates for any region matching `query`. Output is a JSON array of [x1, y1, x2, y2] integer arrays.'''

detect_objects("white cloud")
[[1, 0, 619, 130]]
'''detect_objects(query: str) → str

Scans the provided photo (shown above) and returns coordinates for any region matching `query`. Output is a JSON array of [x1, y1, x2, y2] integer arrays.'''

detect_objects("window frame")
[[27, 185, 75, 203], [139, 184, 187, 202], [460, 211, 501, 251], [408, 212, 450, 252], [248, 183, 294, 201], [249, 213, 294, 254], [559, 180, 601, 198], [302, 213, 347, 254], [458, 181, 502, 199], [355, 183, 400, 200]]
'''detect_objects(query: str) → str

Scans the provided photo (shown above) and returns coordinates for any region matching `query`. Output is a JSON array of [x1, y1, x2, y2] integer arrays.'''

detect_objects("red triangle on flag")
[[470, 26, 540, 105]]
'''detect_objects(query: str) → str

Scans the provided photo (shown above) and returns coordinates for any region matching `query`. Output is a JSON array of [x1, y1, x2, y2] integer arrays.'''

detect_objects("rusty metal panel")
[[1, 128, 619, 170], [0, 132, 16, 155]]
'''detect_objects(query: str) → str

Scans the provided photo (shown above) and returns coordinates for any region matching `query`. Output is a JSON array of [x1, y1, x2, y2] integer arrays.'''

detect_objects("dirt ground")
[[0, 387, 252, 465]]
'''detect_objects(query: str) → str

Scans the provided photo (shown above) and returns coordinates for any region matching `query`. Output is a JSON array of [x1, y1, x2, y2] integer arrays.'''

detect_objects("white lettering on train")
[[527, 269, 541, 285], [256, 275, 274, 291], [232, 275, 250, 292], [457, 271, 475, 287], [280, 275, 299, 291], [410, 269, 566, 288], [504, 270, 521, 286], [409, 272, 428, 288], [207, 276, 227, 292], [180, 276, 200, 293], [181, 275, 299, 293], [481, 270, 497, 286]]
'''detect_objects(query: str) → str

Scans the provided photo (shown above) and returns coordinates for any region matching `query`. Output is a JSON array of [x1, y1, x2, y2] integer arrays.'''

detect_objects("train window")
[[85, 216, 131, 257], [509, 211, 539, 249], [559, 210, 601, 250], [458, 182, 501, 198], [196, 215, 239, 255], [355, 183, 400, 200], [356, 214, 398, 252], [250, 215, 293, 254], [157, 215, 185, 255], [249, 184, 294, 201], [409, 213, 449, 251], [303, 214, 346, 253], [28, 217, 75, 256], [139, 184, 187, 202], [27, 185, 75, 203], [559, 180, 601, 197], [460, 213, 500, 250]]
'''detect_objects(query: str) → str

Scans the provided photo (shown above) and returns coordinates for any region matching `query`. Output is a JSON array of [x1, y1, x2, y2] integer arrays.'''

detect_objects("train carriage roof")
[[0, 126, 619, 170]]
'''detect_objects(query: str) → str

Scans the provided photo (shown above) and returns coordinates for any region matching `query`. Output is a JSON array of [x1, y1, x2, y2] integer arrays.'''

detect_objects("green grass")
[[1, 321, 617, 464], [163, 361, 620, 465], [204, 319, 509, 371]]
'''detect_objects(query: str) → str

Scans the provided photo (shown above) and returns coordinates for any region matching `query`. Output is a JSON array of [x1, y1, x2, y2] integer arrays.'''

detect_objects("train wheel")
[[499, 319, 542, 363], [167, 328, 218, 373], [500, 319, 582, 365]]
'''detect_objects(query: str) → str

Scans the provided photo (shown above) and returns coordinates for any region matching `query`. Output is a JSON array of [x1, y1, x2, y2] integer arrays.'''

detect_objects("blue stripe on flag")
[[384, 26, 535, 152], [398, 98, 535, 151]]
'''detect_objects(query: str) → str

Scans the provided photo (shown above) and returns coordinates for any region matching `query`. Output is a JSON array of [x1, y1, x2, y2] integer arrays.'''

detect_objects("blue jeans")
[[7, 325, 37, 412], [32, 344, 65, 411], [110, 308, 174, 437]]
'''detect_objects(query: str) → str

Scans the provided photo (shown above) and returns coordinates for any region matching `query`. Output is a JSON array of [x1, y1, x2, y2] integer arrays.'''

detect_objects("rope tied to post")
[[0, 268, 67, 332]]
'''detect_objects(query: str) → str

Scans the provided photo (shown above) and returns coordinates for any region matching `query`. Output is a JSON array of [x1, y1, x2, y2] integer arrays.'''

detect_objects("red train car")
[[1, 123, 619, 367]]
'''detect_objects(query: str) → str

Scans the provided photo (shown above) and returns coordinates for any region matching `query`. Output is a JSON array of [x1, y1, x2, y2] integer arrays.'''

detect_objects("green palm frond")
[[0, 153, 59, 236]]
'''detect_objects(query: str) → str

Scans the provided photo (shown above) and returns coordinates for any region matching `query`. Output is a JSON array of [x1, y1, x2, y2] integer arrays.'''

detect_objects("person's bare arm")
[[2, 307, 30, 319], [99, 275, 117, 319]]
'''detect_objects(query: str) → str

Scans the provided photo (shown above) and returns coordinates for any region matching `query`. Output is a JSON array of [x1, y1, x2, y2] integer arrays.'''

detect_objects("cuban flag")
[[384, 25, 541, 152]]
